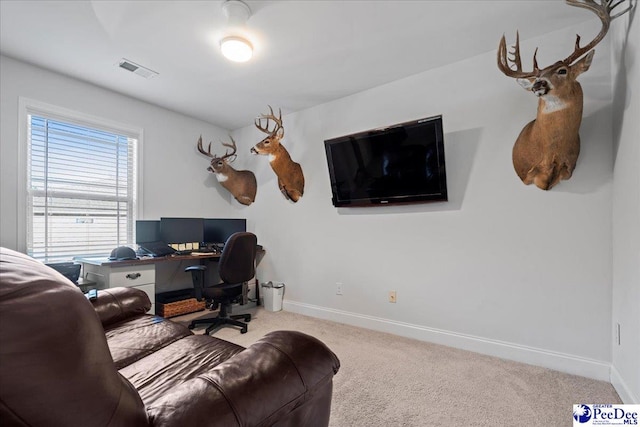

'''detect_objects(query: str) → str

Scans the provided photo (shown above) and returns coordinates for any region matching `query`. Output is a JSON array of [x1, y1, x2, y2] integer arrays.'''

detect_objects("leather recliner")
[[0, 247, 340, 427]]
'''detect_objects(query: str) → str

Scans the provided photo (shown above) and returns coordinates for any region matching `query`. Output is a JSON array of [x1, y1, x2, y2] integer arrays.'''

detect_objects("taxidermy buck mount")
[[251, 106, 305, 202], [196, 136, 257, 206], [498, 0, 632, 190]]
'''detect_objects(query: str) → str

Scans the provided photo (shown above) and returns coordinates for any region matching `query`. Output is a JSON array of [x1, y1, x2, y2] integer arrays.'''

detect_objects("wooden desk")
[[77, 250, 264, 314], [80, 252, 222, 267], [77, 253, 221, 314]]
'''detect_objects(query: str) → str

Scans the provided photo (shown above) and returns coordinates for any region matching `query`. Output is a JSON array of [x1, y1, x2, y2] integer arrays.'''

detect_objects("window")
[[25, 105, 139, 262]]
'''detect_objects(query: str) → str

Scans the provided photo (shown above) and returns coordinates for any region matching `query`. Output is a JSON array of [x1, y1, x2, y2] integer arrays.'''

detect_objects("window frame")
[[18, 97, 144, 259]]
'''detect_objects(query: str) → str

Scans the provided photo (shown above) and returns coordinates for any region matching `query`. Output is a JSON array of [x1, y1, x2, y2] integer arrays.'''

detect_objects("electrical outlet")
[[336, 282, 343, 295], [389, 291, 397, 303]]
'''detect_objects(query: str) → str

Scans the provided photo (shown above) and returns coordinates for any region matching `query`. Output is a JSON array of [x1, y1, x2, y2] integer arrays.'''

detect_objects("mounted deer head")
[[498, 0, 631, 190], [197, 135, 257, 206], [251, 106, 305, 202]]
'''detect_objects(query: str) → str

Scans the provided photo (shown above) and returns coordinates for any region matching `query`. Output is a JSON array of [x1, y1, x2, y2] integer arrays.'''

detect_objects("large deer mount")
[[196, 136, 257, 206], [251, 106, 305, 202], [498, 0, 632, 190]]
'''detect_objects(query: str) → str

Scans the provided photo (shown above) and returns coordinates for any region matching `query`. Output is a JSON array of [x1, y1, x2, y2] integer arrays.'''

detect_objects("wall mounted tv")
[[324, 115, 447, 207]]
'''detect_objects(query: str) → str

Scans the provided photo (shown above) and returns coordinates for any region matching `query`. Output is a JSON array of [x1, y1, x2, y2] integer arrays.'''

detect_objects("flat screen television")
[[324, 115, 447, 207]]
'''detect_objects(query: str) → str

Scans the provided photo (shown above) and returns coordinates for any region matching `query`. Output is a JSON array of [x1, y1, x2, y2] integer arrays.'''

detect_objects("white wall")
[[611, 11, 640, 404], [232, 21, 616, 380], [0, 55, 244, 253]]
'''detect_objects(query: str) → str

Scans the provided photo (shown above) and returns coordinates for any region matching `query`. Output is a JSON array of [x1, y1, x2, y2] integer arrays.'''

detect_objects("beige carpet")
[[173, 307, 620, 427]]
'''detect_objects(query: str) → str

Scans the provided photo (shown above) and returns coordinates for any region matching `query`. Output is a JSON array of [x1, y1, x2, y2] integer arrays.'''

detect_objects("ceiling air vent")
[[118, 59, 158, 79]]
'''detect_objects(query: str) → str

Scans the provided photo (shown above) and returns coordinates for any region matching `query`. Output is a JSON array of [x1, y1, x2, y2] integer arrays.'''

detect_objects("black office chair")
[[185, 232, 257, 335]]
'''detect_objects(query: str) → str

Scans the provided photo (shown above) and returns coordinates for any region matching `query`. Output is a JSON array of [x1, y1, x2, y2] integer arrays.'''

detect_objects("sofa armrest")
[[92, 287, 152, 327], [147, 330, 340, 427]]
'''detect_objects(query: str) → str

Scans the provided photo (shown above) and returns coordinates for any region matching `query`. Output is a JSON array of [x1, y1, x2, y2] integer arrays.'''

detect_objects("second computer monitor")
[[203, 218, 246, 244], [160, 217, 204, 244]]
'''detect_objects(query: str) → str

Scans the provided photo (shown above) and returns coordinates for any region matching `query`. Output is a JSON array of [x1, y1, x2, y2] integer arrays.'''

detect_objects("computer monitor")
[[203, 218, 246, 244], [160, 217, 204, 244], [136, 220, 161, 244]]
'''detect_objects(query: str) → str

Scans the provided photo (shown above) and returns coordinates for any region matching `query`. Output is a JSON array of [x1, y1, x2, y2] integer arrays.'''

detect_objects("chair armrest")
[[147, 331, 340, 427], [91, 287, 152, 327]]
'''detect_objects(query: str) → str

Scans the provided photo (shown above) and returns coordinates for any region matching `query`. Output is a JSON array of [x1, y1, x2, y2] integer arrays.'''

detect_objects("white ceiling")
[[0, 1, 593, 130]]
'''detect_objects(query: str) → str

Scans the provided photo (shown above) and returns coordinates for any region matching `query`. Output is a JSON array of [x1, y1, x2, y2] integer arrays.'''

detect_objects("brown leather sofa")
[[0, 247, 340, 427]]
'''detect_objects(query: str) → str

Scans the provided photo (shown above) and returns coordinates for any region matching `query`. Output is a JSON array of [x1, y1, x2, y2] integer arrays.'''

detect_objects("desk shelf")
[[156, 289, 206, 318]]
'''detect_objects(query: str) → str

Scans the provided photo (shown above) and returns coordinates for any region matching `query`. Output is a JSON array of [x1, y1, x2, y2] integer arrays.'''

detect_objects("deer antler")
[[563, 0, 631, 64], [254, 105, 284, 138], [197, 135, 237, 162], [196, 135, 214, 158], [219, 136, 238, 163], [498, 0, 631, 77], [497, 31, 541, 79]]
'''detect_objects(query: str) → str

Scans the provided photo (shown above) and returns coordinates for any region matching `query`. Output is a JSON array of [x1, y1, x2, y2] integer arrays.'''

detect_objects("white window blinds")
[[27, 114, 137, 262]]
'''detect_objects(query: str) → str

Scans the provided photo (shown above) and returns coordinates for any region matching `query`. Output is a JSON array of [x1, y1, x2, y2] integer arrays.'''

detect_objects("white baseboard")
[[611, 366, 639, 404], [283, 300, 611, 382]]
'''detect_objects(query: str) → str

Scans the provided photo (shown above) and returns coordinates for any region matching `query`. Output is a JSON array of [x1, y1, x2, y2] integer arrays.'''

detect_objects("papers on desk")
[[189, 252, 211, 256]]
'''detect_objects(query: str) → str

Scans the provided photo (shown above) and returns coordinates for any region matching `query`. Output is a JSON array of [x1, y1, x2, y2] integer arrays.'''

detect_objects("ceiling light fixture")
[[220, 0, 253, 63], [220, 36, 253, 62]]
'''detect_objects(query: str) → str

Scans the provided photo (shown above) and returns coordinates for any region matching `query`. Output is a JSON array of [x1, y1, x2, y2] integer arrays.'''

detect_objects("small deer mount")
[[251, 106, 305, 202], [196, 135, 257, 206], [498, 0, 632, 190]]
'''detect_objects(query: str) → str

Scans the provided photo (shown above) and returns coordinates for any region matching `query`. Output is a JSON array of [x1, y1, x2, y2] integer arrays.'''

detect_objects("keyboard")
[[173, 250, 192, 255], [195, 248, 217, 253]]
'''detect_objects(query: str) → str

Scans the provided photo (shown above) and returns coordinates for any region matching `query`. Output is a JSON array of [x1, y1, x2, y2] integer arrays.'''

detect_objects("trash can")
[[260, 281, 285, 312]]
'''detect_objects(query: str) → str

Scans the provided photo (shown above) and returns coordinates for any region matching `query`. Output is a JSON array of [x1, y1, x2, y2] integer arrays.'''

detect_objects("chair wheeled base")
[[189, 303, 251, 334]]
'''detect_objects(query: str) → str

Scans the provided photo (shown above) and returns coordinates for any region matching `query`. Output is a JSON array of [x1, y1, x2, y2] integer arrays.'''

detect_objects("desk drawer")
[[109, 265, 155, 287]]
